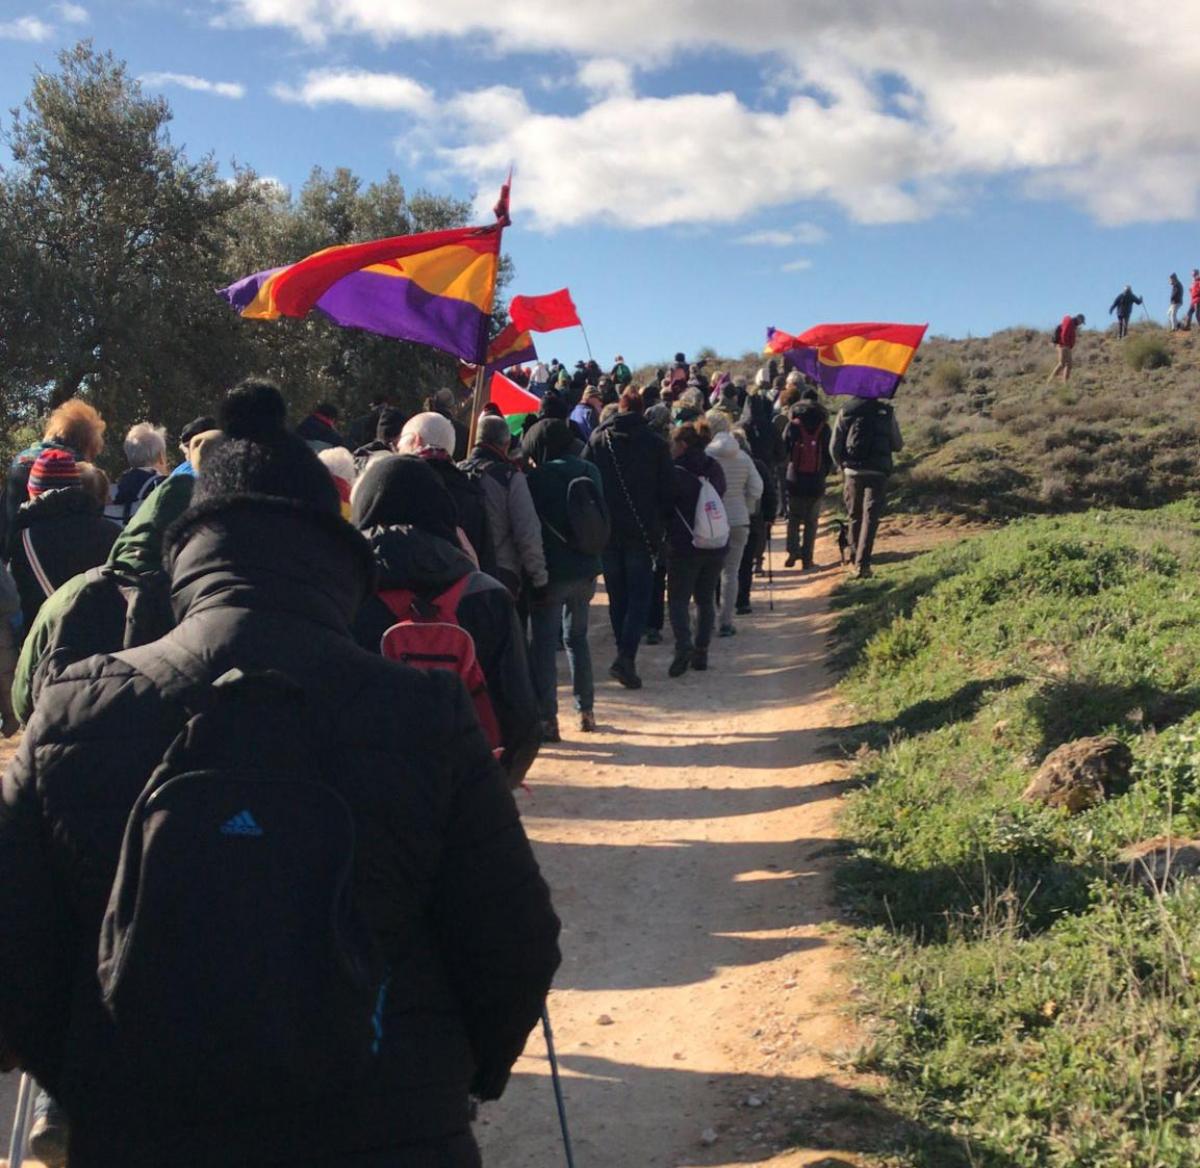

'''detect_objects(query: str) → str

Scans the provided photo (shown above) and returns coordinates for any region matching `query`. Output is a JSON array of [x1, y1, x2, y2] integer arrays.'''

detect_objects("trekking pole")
[[541, 1007, 577, 1168], [8, 1073, 36, 1168], [766, 527, 775, 612]]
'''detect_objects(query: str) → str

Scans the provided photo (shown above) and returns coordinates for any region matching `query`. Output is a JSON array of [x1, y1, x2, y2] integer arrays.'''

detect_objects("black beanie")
[[191, 379, 339, 514], [351, 455, 459, 543]]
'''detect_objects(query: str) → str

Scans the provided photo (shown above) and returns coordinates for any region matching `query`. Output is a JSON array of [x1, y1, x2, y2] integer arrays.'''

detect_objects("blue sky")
[[2, 0, 1199, 367]]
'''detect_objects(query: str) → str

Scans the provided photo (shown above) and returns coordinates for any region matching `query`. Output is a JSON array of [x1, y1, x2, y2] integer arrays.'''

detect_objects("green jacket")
[[526, 457, 603, 584], [12, 470, 193, 724]]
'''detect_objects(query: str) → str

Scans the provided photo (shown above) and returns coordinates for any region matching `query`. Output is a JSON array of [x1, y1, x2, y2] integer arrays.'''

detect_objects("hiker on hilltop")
[[1190, 270, 1200, 329], [1169, 273, 1185, 330], [0, 381, 561, 1165], [1108, 285, 1142, 339], [1048, 313, 1085, 382], [830, 393, 904, 579]]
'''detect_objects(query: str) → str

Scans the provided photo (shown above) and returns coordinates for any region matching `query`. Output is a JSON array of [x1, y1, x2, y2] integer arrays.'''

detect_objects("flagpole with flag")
[[468, 172, 513, 449]]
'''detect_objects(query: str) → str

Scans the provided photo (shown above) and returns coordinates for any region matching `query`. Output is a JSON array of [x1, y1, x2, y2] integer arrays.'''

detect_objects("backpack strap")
[[20, 528, 55, 598], [379, 575, 470, 623], [603, 430, 657, 560]]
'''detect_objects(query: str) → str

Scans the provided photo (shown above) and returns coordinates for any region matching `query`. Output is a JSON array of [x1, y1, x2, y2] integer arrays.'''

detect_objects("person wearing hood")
[[8, 449, 119, 632], [665, 422, 728, 677], [584, 390, 674, 690], [569, 387, 603, 442], [783, 390, 833, 569], [704, 413, 762, 636], [524, 419, 603, 739], [428, 388, 470, 460], [296, 401, 349, 452], [352, 455, 543, 787], [398, 412, 497, 577], [352, 404, 408, 484], [0, 380, 560, 1167], [459, 414, 548, 600]]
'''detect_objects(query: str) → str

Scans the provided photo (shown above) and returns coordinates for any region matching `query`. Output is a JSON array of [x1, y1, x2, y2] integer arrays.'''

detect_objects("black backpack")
[[843, 402, 893, 470], [1051, 322, 1063, 344], [98, 665, 382, 1119], [544, 469, 610, 556]]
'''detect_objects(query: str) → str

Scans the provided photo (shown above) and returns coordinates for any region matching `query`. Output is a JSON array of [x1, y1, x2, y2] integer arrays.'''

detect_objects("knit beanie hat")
[[351, 455, 459, 543], [28, 448, 81, 497], [191, 380, 339, 515]]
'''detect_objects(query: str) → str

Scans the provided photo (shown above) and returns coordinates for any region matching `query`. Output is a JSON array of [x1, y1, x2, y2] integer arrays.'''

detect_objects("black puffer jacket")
[[0, 496, 560, 1167], [9, 487, 119, 629], [354, 525, 542, 787], [584, 412, 674, 551]]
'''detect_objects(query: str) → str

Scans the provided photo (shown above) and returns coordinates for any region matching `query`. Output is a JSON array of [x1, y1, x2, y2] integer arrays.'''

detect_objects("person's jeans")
[[667, 555, 722, 654], [530, 577, 595, 721], [1168, 303, 1179, 330], [786, 494, 822, 565], [601, 541, 656, 660], [843, 474, 887, 570], [736, 519, 768, 608], [719, 526, 750, 627], [1116, 314, 1130, 338]]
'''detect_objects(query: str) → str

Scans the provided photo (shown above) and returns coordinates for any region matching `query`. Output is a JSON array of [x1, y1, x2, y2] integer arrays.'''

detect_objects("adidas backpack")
[[98, 667, 382, 1119], [677, 472, 730, 550], [377, 576, 503, 755]]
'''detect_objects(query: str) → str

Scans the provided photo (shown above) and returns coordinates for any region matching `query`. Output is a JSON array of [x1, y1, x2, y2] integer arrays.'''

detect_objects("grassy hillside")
[[642, 323, 1200, 519], [832, 503, 1200, 1166]]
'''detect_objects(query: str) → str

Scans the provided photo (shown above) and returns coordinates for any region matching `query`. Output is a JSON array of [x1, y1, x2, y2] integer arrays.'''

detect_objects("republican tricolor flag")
[[766, 322, 928, 399]]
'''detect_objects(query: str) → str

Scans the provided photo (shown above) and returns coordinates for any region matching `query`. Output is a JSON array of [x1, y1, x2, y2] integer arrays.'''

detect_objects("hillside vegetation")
[[832, 504, 1200, 1166]]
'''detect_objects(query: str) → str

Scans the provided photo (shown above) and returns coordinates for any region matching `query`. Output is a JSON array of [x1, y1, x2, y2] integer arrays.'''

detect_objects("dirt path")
[[476, 527, 885, 1168]]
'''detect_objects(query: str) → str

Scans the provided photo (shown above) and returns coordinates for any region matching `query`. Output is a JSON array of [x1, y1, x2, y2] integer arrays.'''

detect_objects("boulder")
[[1117, 837, 1200, 891], [1020, 735, 1133, 813]]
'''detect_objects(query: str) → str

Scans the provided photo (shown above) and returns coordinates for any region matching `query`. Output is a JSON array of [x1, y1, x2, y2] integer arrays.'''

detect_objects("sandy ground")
[[0, 521, 919, 1167]]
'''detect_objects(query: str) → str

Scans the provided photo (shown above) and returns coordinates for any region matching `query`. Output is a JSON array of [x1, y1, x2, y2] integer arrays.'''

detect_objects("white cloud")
[[0, 15, 53, 40], [140, 72, 246, 99], [223, 0, 1200, 228], [55, 3, 89, 22], [781, 258, 813, 273], [737, 223, 828, 247], [272, 69, 433, 115]]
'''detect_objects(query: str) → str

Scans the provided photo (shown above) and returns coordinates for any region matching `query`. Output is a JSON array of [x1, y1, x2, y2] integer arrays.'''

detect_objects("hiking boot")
[[542, 718, 561, 743], [718, 624, 736, 637], [644, 629, 663, 645], [857, 564, 873, 579], [579, 710, 597, 732], [668, 652, 690, 678], [784, 555, 797, 567], [609, 656, 643, 690], [735, 604, 752, 616], [690, 647, 709, 671]]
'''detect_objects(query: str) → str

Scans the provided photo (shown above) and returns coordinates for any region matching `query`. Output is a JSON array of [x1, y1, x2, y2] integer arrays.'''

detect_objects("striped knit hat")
[[28, 448, 81, 497]]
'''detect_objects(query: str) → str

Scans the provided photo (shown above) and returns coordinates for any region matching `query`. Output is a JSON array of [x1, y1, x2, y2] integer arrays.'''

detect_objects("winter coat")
[[1169, 277, 1184, 306], [353, 524, 543, 788], [784, 406, 834, 497], [105, 467, 163, 527], [526, 456, 604, 583], [0, 496, 560, 1167], [568, 401, 599, 441], [583, 412, 674, 551], [8, 487, 119, 630], [830, 398, 904, 477], [1109, 290, 1142, 318], [11, 467, 192, 726], [459, 444, 548, 592], [739, 393, 784, 465], [3, 439, 77, 557], [1058, 315, 1078, 348], [296, 412, 349, 453], [706, 432, 762, 528], [1192, 278, 1200, 308], [666, 448, 728, 560], [421, 454, 498, 579]]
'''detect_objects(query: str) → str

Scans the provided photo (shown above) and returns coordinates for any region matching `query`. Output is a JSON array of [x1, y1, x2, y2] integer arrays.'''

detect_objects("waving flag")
[[219, 222, 504, 364], [766, 322, 928, 398], [509, 288, 580, 333]]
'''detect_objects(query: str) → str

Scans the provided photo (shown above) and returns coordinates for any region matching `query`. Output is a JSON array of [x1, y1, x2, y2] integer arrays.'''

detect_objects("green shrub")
[[1124, 334, 1171, 372], [929, 359, 966, 393]]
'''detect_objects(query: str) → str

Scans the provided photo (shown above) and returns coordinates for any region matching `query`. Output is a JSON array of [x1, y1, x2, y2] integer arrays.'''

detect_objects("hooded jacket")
[[11, 468, 193, 725], [524, 420, 604, 584], [830, 398, 904, 477], [0, 495, 560, 1166], [706, 432, 763, 528], [583, 412, 674, 551], [419, 454, 498, 578], [9, 487, 119, 629], [353, 524, 543, 788], [666, 447, 727, 559], [459, 444, 548, 591], [784, 404, 833, 497]]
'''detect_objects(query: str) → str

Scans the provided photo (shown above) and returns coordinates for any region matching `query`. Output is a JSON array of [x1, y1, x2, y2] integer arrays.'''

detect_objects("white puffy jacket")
[[707, 432, 763, 527]]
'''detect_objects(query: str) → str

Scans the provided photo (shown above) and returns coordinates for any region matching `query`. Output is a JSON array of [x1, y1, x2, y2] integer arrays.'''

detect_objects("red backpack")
[[377, 577, 503, 756], [789, 420, 825, 477]]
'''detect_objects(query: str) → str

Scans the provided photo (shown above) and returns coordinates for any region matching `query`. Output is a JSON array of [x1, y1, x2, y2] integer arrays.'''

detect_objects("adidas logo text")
[[219, 810, 264, 837]]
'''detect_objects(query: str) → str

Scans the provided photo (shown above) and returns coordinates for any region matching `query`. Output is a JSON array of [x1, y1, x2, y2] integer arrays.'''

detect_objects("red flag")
[[488, 370, 542, 416], [509, 288, 580, 333]]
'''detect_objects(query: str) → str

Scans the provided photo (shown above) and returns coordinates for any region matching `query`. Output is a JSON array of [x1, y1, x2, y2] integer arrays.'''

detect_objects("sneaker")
[[718, 624, 736, 637], [857, 564, 873, 579], [645, 629, 663, 645], [784, 555, 797, 567], [579, 710, 597, 732], [735, 604, 752, 616], [690, 647, 709, 671], [609, 656, 643, 690], [30, 1111, 68, 1168], [542, 718, 561, 743], [668, 652, 690, 678]]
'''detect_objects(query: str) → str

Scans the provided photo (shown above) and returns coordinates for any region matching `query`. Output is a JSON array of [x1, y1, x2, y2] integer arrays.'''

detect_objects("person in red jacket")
[[1048, 313, 1086, 382], [1188, 270, 1200, 329]]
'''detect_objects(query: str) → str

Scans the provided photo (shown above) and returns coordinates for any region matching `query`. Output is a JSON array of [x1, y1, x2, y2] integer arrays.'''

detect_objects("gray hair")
[[477, 414, 511, 449], [123, 422, 167, 469]]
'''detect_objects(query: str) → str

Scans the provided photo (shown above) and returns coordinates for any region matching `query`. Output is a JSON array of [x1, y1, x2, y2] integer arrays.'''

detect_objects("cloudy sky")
[[2, 0, 1198, 364]]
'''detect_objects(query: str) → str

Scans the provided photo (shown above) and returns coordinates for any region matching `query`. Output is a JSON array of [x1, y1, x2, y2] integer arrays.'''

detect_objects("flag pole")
[[467, 363, 488, 450], [578, 321, 594, 364]]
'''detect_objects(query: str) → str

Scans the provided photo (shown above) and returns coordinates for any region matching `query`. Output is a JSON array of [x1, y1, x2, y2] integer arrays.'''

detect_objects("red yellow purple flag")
[[766, 322, 927, 398]]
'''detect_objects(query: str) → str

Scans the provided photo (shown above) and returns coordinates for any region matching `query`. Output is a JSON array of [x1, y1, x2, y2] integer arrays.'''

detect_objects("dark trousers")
[[843, 474, 887, 570], [786, 494, 822, 565], [736, 519, 769, 608], [647, 558, 667, 633], [667, 555, 722, 654], [601, 541, 655, 660], [1116, 314, 1130, 339]]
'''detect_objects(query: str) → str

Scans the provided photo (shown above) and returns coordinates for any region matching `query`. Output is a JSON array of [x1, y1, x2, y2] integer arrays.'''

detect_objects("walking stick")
[[766, 526, 775, 612], [541, 1007, 577, 1168], [8, 1073, 36, 1168]]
